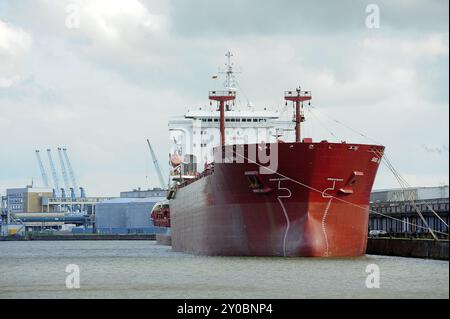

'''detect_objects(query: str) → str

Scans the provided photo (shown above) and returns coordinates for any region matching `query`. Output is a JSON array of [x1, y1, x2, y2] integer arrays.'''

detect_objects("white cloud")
[[32, 0, 169, 47], [75, 0, 168, 43], [0, 20, 32, 58], [0, 20, 32, 84], [362, 33, 449, 59], [0, 76, 22, 88], [0, 0, 448, 196]]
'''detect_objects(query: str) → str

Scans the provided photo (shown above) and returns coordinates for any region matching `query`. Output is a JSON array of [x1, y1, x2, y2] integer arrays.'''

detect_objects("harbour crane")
[[46, 149, 61, 197], [62, 148, 81, 197], [147, 139, 166, 189], [35, 150, 50, 188], [57, 147, 71, 195]]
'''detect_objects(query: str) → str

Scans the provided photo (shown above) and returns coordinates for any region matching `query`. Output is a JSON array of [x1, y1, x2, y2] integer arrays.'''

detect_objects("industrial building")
[[1, 184, 112, 233], [4, 186, 53, 214], [0, 143, 172, 235], [370, 185, 449, 203], [0, 147, 96, 232], [369, 186, 449, 238], [95, 196, 166, 234], [1, 188, 166, 235]]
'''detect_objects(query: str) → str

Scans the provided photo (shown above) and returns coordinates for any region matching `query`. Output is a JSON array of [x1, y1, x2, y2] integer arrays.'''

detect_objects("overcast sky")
[[0, 0, 448, 196]]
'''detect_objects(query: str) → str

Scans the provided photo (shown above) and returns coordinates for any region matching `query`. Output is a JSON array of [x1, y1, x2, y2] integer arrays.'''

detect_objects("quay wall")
[[367, 238, 449, 260]]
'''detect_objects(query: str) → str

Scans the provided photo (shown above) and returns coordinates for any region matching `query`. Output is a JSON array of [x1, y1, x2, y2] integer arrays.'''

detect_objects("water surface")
[[0, 241, 448, 299]]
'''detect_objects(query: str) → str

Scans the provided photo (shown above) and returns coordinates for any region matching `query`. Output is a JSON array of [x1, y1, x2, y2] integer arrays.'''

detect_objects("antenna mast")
[[284, 87, 312, 143], [210, 52, 238, 146]]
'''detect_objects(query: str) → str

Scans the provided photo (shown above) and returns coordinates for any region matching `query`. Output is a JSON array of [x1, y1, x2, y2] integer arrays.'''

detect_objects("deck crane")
[[147, 139, 166, 189], [35, 150, 50, 188], [46, 149, 61, 197], [57, 147, 71, 197], [62, 148, 81, 197]]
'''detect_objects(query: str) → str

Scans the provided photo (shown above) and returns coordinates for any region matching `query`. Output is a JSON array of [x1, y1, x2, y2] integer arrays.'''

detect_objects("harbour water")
[[0, 241, 448, 299]]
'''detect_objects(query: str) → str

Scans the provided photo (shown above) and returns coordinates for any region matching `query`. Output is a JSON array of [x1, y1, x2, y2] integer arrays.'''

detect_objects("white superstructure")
[[169, 108, 295, 172], [168, 51, 296, 173]]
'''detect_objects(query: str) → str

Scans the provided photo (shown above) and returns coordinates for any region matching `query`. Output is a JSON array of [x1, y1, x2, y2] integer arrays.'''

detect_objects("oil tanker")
[[157, 52, 384, 257]]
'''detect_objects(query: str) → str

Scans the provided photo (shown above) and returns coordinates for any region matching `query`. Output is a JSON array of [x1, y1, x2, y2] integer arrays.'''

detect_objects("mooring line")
[[232, 151, 449, 236]]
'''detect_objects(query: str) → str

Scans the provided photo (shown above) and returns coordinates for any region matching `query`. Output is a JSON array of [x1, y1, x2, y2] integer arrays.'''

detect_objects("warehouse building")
[[370, 185, 449, 203], [369, 186, 449, 238], [95, 197, 167, 234]]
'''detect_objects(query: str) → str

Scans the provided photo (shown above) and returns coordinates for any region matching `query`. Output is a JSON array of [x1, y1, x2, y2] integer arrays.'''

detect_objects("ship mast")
[[209, 51, 237, 147], [223, 51, 236, 90], [284, 87, 312, 143]]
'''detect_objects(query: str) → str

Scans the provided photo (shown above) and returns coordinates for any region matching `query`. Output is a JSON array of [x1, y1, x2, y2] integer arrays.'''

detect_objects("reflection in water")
[[0, 241, 448, 299]]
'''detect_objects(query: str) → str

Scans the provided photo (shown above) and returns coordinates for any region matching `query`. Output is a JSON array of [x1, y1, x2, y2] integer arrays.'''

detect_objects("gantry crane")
[[46, 149, 61, 197], [35, 150, 50, 188], [62, 148, 81, 197], [57, 147, 71, 196]]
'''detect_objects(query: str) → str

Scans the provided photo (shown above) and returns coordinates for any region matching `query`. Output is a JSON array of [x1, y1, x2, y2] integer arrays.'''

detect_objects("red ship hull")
[[170, 142, 384, 257]]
